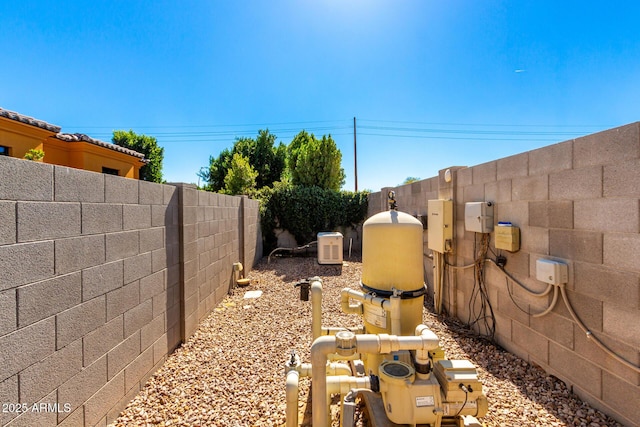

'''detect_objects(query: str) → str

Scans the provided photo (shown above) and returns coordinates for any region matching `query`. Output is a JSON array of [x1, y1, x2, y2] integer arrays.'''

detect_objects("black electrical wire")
[[466, 233, 496, 341], [454, 385, 469, 417], [504, 277, 531, 315]]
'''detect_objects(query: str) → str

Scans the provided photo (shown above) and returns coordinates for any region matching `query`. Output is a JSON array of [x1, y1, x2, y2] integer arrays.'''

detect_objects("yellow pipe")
[[389, 295, 401, 335], [311, 330, 441, 426], [327, 375, 371, 395]]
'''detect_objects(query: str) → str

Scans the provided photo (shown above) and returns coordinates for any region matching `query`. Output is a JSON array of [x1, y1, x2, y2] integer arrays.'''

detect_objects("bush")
[[256, 184, 368, 252]]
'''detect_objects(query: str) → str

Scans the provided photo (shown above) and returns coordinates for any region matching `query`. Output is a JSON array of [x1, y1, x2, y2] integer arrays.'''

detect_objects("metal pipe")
[[285, 369, 300, 427], [311, 330, 441, 426]]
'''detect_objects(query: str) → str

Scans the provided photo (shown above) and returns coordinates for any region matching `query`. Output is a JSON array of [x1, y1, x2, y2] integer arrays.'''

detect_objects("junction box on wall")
[[464, 202, 494, 233], [536, 259, 568, 285], [495, 223, 520, 252], [427, 199, 453, 253]]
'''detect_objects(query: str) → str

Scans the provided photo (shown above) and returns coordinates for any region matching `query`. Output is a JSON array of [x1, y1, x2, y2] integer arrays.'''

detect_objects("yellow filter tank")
[[361, 210, 425, 335]]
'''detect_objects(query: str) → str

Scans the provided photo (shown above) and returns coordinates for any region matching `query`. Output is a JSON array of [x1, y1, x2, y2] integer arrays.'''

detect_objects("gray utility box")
[[317, 232, 343, 264]]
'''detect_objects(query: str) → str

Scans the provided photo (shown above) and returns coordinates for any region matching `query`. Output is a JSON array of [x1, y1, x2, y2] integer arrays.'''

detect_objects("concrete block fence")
[[0, 156, 262, 426], [368, 122, 640, 426]]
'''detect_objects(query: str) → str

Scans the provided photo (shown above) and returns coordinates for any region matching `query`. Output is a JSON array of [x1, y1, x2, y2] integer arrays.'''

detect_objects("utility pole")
[[353, 116, 358, 192]]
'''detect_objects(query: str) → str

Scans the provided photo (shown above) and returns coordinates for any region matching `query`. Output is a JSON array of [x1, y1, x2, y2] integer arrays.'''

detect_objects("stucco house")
[[0, 108, 146, 179]]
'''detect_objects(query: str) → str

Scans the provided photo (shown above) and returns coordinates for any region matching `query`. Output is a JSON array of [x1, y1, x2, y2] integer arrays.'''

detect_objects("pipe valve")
[[335, 330, 357, 357]]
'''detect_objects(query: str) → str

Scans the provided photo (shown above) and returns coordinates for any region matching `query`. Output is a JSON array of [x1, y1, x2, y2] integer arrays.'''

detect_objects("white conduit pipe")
[[311, 331, 441, 426], [326, 375, 371, 396], [311, 277, 323, 340], [322, 326, 366, 336], [296, 362, 352, 378], [341, 288, 402, 335], [341, 288, 389, 311], [531, 285, 559, 318], [285, 362, 354, 427], [560, 286, 640, 374], [285, 369, 300, 427], [340, 289, 364, 315], [434, 251, 445, 314]]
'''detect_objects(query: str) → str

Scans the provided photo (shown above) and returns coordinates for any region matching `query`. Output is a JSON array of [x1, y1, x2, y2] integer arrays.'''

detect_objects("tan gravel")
[[110, 257, 622, 427]]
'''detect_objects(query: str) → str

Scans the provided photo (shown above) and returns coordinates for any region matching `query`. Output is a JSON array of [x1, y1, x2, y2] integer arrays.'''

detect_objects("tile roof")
[[0, 108, 62, 133], [0, 107, 146, 161], [55, 133, 146, 160]]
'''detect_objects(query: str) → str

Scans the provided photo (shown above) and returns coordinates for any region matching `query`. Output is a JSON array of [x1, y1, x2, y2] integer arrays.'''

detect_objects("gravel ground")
[[110, 257, 622, 427]]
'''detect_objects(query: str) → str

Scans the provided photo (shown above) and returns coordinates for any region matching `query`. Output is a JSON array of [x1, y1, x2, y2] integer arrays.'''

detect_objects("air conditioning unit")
[[317, 232, 343, 265]]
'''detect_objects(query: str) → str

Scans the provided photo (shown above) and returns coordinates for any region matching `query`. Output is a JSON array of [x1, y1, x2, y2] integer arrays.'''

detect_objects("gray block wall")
[[0, 157, 262, 427], [367, 122, 640, 426]]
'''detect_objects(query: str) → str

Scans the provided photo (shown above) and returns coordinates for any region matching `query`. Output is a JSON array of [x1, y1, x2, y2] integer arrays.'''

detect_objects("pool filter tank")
[[361, 210, 425, 336], [285, 198, 488, 427]]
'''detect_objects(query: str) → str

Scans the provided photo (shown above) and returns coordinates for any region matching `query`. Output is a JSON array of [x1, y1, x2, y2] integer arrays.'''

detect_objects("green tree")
[[112, 130, 164, 182], [200, 148, 233, 191], [402, 177, 421, 185], [200, 129, 285, 192], [287, 131, 345, 190], [233, 129, 286, 189], [223, 153, 258, 195]]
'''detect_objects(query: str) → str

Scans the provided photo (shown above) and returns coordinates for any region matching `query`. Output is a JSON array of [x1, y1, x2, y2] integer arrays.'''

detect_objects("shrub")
[[24, 148, 45, 161], [257, 184, 368, 252]]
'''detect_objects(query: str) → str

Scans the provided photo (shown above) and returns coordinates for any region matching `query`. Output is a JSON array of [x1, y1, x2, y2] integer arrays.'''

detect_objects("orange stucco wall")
[[0, 118, 50, 158], [44, 137, 141, 179], [0, 117, 142, 179]]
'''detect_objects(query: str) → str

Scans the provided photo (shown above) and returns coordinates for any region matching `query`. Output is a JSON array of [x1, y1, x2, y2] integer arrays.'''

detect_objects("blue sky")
[[2, 1, 639, 191]]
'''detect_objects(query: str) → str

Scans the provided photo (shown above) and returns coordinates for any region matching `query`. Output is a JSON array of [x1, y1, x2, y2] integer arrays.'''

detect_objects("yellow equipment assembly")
[[285, 204, 488, 427]]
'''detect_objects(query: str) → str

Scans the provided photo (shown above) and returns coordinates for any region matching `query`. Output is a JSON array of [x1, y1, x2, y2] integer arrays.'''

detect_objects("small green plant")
[[24, 148, 45, 161]]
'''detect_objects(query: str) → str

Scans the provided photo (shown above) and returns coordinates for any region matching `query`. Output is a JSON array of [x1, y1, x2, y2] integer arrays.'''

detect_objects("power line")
[[358, 118, 613, 129], [63, 117, 602, 145]]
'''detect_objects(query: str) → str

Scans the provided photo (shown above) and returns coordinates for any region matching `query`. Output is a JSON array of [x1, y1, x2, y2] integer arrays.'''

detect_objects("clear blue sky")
[[2, 1, 639, 191]]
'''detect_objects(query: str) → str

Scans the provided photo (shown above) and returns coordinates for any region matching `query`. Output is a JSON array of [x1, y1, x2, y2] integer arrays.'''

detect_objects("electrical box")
[[317, 232, 343, 264], [427, 199, 453, 253], [495, 224, 520, 252], [535, 259, 568, 285], [465, 202, 494, 233]]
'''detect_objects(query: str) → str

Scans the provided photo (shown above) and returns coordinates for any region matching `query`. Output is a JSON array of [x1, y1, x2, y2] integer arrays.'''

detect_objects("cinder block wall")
[[367, 122, 639, 426], [0, 156, 262, 426]]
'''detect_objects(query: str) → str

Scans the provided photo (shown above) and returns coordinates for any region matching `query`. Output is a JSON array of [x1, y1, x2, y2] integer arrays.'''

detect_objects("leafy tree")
[[200, 148, 233, 191], [112, 130, 164, 182], [402, 177, 421, 184], [200, 129, 285, 192], [233, 130, 286, 189], [287, 131, 345, 190], [223, 153, 258, 195]]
